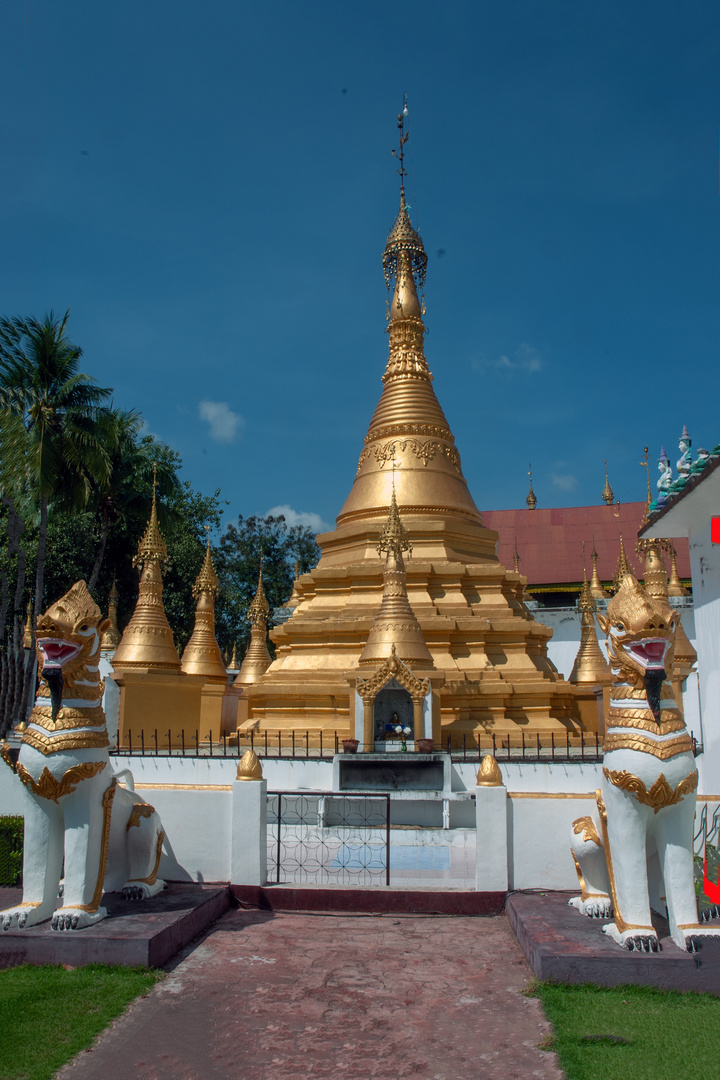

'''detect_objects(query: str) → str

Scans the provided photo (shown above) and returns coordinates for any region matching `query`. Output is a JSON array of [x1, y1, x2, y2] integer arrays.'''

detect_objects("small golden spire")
[[667, 544, 689, 597], [247, 555, 271, 623], [589, 538, 607, 600], [384, 95, 427, 323], [283, 560, 301, 609], [100, 577, 121, 649], [235, 556, 273, 685], [135, 465, 168, 566], [569, 557, 610, 684], [601, 460, 614, 505], [637, 538, 669, 602], [359, 494, 432, 668], [112, 473, 180, 672], [236, 749, 263, 781], [229, 642, 239, 670], [476, 754, 503, 786], [181, 533, 226, 680], [513, 537, 520, 573], [22, 599, 33, 649], [526, 463, 537, 510], [612, 505, 631, 590], [377, 483, 411, 556]]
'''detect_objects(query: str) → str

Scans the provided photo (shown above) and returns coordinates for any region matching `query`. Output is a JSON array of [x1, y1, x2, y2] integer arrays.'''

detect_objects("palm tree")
[[0, 311, 112, 628], [86, 407, 182, 593]]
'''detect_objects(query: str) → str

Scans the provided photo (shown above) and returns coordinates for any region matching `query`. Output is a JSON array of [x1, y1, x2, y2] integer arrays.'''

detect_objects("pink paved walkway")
[[58, 909, 563, 1080]]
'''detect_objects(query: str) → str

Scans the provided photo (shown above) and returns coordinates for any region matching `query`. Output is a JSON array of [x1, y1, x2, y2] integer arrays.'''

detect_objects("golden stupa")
[[236, 114, 577, 744], [112, 477, 180, 672], [235, 559, 273, 685], [569, 568, 610, 687], [180, 539, 227, 680]]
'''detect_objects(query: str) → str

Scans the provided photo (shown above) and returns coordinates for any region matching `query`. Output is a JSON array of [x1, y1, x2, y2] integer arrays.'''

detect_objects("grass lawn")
[[534, 981, 720, 1080], [0, 964, 162, 1080]]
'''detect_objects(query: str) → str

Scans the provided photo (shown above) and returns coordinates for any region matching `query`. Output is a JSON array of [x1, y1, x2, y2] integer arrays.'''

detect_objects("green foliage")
[[214, 515, 320, 655], [533, 981, 720, 1080], [0, 815, 23, 887], [0, 964, 161, 1080]]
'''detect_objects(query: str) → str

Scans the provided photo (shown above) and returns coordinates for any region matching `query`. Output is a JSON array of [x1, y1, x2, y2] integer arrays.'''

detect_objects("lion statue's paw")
[[673, 925, 720, 952], [603, 923, 660, 952], [51, 906, 108, 931], [569, 895, 612, 919], [1, 906, 50, 931], [122, 880, 167, 902]]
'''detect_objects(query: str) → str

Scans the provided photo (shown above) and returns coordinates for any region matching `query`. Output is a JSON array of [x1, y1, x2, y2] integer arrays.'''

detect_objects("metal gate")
[[267, 791, 391, 886]]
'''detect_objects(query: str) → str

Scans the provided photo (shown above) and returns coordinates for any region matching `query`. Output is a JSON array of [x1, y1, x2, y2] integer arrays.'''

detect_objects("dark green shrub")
[[0, 816, 23, 887]]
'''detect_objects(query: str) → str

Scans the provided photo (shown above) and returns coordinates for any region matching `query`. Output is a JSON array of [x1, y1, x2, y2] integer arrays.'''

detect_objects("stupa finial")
[[100, 576, 121, 649], [526, 463, 537, 510], [383, 96, 426, 322], [640, 446, 652, 522], [135, 464, 167, 568], [513, 536, 520, 573], [613, 505, 631, 589], [247, 554, 271, 625], [192, 529, 219, 599], [601, 459, 614, 505]]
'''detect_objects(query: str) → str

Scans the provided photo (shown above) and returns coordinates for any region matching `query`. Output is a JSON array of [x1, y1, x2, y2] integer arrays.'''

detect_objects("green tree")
[[0, 311, 111, 627], [214, 515, 320, 656]]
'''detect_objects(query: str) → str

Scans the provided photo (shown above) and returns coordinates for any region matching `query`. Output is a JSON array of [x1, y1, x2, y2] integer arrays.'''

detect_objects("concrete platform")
[[233, 883, 504, 915], [0, 883, 231, 969], [508, 890, 720, 994]]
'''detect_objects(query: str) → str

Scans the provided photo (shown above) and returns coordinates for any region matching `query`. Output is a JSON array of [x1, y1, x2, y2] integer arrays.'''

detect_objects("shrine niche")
[[356, 646, 434, 751]]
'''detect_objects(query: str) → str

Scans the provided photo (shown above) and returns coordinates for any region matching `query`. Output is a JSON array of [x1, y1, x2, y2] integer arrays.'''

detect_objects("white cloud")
[[473, 343, 543, 376], [198, 400, 244, 444], [550, 472, 578, 492], [265, 505, 331, 534]]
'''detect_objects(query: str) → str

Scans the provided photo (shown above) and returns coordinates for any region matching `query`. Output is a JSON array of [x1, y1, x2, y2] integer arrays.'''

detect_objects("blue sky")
[[2, 1, 719, 535]]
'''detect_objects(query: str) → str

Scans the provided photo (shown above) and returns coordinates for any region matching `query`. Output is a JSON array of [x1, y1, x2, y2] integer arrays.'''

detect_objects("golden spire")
[[358, 495, 433, 668], [667, 545, 688, 597], [589, 539, 607, 600], [22, 599, 33, 649], [228, 642, 239, 670], [181, 534, 227, 680], [112, 471, 181, 672], [640, 446, 652, 523], [100, 577, 121, 649], [283, 560, 301, 609], [612, 505, 631, 591], [569, 558, 610, 684], [235, 556, 272, 685], [526, 463, 537, 510], [601, 460, 614, 505], [637, 538, 669, 602], [513, 537, 520, 573], [336, 101, 482, 530]]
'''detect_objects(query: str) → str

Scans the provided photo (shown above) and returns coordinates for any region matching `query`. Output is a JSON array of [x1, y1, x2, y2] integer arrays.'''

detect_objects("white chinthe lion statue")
[[569, 571, 719, 953], [0, 581, 166, 931]]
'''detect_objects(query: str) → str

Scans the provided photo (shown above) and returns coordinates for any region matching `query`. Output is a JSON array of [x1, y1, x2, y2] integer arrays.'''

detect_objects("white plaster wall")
[[689, 523, 720, 790], [508, 795, 598, 889]]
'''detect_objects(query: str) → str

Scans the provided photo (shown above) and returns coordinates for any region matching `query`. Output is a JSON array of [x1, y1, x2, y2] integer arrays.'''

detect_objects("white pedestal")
[[231, 778, 267, 886], [475, 784, 508, 892]]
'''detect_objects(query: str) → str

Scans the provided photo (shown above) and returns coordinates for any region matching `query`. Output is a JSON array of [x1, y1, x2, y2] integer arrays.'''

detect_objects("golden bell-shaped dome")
[[337, 191, 482, 529], [569, 571, 609, 685]]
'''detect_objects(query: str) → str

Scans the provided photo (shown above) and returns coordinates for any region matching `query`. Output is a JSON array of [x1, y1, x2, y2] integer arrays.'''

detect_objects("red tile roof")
[[481, 502, 691, 589]]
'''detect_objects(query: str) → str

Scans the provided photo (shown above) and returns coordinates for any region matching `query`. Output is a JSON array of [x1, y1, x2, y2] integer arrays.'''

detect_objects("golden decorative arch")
[[356, 645, 429, 705]]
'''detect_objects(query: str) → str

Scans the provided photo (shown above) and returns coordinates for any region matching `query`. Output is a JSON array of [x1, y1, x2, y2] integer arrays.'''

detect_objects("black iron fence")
[[110, 727, 702, 763], [267, 791, 391, 886]]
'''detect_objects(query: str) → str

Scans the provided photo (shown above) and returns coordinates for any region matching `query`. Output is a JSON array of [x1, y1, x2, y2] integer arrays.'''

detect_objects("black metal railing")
[[267, 791, 391, 886], [110, 729, 342, 759], [110, 727, 702, 763]]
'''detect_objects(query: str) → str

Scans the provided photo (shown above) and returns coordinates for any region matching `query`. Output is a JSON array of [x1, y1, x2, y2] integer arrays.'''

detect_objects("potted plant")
[[342, 738, 360, 754]]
